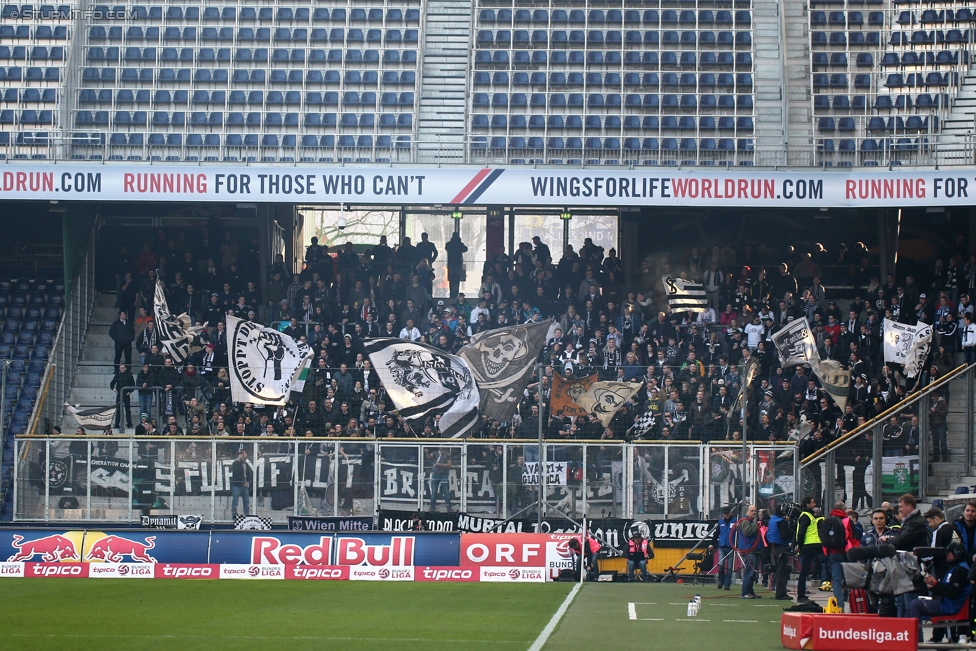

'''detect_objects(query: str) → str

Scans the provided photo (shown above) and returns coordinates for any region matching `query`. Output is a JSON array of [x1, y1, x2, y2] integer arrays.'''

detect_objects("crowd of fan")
[[101, 226, 975, 449]]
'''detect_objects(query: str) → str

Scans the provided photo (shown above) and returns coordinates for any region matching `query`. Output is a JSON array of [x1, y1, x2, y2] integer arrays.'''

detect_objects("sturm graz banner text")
[[380, 460, 497, 509]]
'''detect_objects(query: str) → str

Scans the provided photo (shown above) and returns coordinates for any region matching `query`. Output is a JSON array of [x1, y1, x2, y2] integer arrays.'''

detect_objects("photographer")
[[907, 542, 971, 642], [767, 503, 796, 600]]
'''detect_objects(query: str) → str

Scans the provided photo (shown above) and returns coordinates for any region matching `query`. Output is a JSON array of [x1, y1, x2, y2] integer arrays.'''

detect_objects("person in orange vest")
[[627, 531, 653, 582], [568, 535, 602, 581]]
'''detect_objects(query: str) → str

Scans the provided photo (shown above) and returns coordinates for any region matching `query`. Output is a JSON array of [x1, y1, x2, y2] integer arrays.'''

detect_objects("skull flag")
[[457, 320, 550, 424], [365, 338, 481, 438], [551, 372, 598, 418], [575, 381, 643, 427]]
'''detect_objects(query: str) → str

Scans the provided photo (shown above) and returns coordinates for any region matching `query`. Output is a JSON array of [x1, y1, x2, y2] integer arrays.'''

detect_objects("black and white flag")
[[227, 315, 315, 405], [771, 317, 818, 368], [457, 320, 549, 424], [65, 404, 116, 430], [629, 410, 657, 438], [903, 323, 933, 378], [814, 359, 850, 412], [364, 338, 480, 438], [576, 381, 642, 427], [661, 276, 708, 312], [154, 278, 205, 364]]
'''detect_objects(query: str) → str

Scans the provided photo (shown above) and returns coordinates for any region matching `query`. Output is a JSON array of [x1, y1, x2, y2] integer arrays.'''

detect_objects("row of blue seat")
[[818, 116, 938, 132], [812, 29, 971, 46], [1, 89, 57, 103], [477, 29, 753, 46], [69, 133, 413, 148], [810, 0, 883, 5], [83, 47, 419, 64], [473, 50, 751, 67], [80, 85, 416, 106], [879, 50, 965, 66], [0, 25, 67, 39], [813, 94, 948, 111], [473, 136, 755, 151], [79, 62, 417, 86], [85, 6, 422, 22], [810, 10, 884, 26], [893, 8, 976, 24], [0, 66, 61, 81], [0, 109, 53, 124], [473, 114, 755, 131], [478, 9, 750, 25], [474, 71, 753, 87], [884, 71, 959, 87], [818, 138, 929, 153], [76, 107, 416, 127], [0, 4, 71, 18], [472, 92, 755, 109], [91, 26, 421, 43], [0, 46, 63, 60], [88, 44, 420, 63]]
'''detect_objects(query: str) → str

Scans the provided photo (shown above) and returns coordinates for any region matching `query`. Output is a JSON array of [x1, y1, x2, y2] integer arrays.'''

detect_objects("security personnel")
[[708, 506, 737, 590], [794, 495, 823, 603], [627, 531, 652, 582], [767, 504, 796, 600]]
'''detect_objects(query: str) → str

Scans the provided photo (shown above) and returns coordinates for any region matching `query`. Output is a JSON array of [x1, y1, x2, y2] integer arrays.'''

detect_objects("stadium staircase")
[[782, 0, 814, 166], [751, 0, 789, 164], [939, 71, 976, 165], [932, 367, 976, 495], [415, 0, 472, 163], [62, 292, 120, 431]]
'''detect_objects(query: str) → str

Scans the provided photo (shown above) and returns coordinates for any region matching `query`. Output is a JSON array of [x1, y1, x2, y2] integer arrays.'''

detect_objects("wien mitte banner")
[[0, 165, 973, 207]]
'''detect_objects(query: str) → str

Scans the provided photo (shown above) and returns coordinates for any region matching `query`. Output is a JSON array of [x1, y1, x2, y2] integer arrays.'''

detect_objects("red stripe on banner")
[[449, 168, 492, 204]]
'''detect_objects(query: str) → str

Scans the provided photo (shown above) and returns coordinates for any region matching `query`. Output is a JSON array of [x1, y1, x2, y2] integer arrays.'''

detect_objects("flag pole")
[[580, 515, 587, 585], [537, 362, 544, 530]]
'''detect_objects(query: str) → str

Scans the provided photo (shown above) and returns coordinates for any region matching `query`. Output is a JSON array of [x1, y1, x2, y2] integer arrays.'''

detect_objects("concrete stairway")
[[751, 0, 789, 165], [938, 70, 976, 166], [926, 371, 975, 495], [63, 292, 125, 431], [415, 0, 472, 164], [781, 0, 813, 165]]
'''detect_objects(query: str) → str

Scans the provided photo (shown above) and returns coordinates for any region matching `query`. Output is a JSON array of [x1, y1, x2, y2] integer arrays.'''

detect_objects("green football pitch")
[[0, 580, 785, 651]]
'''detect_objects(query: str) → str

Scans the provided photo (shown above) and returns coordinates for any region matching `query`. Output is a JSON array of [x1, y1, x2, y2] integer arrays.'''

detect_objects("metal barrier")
[[12, 437, 797, 524], [801, 362, 975, 506]]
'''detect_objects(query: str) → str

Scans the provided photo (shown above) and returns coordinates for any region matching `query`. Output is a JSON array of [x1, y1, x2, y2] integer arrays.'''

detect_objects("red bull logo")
[[7, 534, 80, 562], [251, 536, 332, 565], [85, 535, 157, 563], [335, 536, 414, 566]]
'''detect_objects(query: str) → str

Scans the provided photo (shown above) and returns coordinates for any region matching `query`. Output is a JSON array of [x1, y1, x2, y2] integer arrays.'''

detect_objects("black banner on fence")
[[287, 516, 375, 532], [377, 510, 716, 553]]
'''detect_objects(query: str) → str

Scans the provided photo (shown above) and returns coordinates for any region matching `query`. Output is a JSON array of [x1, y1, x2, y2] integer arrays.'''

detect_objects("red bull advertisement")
[[0, 530, 210, 564]]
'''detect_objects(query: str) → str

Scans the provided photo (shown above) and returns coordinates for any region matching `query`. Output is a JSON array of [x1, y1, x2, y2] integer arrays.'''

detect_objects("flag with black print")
[[364, 338, 480, 438], [457, 319, 550, 424], [575, 381, 643, 427], [65, 404, 116, 430], [153, 278, 205, 364], [227, 315, 315, 405], [771, 317, 818, 368], [628, 410, 657, 438], [661, 276, 708, 312]]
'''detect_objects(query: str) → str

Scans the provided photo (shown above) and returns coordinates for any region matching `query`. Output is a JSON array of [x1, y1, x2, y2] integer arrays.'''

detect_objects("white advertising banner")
[[1, 165, 975, 207]]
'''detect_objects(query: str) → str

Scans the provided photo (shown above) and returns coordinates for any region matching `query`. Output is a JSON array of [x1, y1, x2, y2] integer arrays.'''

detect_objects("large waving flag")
[[457, 319, 550, 424], [662, 276, 708, 312], [227, 315, 315, 405], [550, 372, 597, 417], [154, 278, 205, 363], [364, 338, 480, 438], [575, 381, 643, 427], [771, 317, 849, 410]]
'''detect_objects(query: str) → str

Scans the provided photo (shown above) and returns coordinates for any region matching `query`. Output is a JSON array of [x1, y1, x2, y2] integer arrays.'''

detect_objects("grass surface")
[[544, 582, 785, 651], [0, 580, 787, 651], [0, 580, 572, 651]]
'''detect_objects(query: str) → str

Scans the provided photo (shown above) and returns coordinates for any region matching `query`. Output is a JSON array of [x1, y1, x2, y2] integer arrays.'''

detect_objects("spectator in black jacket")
[[883, 494, 930, 616], [109, 311, 135, 367], [926, 507, 956, 548], [952, 501, 976, 561], [110, 364, 134, 430], [908, 542, 971, 642]]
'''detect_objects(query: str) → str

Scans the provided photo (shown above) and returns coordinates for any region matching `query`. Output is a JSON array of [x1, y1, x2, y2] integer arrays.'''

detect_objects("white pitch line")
[[675, 619, 710, 622], [528, 582, 581, 651], [628, 602, 637, 620], [723, 620, 759, 623]]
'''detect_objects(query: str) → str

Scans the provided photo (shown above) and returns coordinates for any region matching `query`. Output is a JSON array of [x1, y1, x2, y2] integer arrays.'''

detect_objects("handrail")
[[801, 362, 973, 467], [27, 362, 55, 436]]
